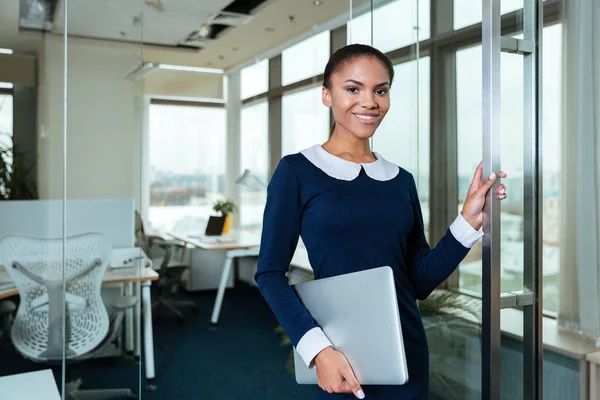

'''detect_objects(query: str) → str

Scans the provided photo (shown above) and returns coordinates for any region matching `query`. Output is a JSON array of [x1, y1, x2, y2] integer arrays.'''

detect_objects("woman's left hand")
[[461, 161, 508, 231]]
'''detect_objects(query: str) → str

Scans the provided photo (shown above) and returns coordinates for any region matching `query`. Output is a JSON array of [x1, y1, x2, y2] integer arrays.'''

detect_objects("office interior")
[[0, 0, 598, 399]]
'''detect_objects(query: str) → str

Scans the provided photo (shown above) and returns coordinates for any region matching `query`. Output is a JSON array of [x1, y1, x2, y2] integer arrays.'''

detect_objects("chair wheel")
[[192, 306, 200, 314]]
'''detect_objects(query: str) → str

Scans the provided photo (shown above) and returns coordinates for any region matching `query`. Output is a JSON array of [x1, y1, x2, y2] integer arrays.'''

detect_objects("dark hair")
[[323, 44, 395, 90], [323, 44, 394, 134]]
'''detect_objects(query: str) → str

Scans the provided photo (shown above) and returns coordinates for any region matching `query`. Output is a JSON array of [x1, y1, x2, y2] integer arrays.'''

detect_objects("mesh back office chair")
[[134, 212, 198, 323], [0, 233, 137, 400]]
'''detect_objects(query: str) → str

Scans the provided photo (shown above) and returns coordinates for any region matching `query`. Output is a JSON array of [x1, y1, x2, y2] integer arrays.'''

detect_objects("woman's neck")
[[322, 130, 376, 164]]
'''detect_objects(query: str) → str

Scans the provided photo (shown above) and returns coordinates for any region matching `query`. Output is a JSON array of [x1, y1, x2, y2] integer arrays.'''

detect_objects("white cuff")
[[450, 213, 484, 248], [295, 327, 333, 369]]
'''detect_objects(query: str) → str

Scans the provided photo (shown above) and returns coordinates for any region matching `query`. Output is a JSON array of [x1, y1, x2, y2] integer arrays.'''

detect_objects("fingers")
[[340, 367, 364, 399], [468, 162, 483, 194]]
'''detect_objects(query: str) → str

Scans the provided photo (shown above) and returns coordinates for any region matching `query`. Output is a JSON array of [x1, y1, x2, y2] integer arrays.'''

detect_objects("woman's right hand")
[[313, 347, 365, 399]]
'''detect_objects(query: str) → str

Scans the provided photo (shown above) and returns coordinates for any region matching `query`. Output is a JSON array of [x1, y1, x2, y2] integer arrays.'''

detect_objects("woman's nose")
[[359, 92, 377, 109]]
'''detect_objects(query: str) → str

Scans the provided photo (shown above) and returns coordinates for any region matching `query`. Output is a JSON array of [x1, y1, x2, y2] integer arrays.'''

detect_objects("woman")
[[254, 44, 507, 400]]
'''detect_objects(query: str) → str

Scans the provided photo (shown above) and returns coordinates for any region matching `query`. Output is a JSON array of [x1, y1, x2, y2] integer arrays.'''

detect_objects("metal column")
[[482, 1, 543, 399], [481, 1, 502, 398]]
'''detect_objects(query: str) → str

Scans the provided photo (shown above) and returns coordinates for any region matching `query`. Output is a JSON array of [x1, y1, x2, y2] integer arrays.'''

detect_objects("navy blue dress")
[[255, 149, 472, 399]]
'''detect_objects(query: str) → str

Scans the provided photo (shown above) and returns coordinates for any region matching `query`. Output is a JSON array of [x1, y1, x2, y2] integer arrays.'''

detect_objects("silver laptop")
[[292, 266, 408, 385]]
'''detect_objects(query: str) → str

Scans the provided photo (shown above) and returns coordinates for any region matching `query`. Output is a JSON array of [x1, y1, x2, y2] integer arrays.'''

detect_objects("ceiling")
[[0, 0, 371, 71]]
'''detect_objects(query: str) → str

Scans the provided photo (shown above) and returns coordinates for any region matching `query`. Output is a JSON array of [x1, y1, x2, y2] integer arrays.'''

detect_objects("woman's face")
[[322, 56, 391, 140]]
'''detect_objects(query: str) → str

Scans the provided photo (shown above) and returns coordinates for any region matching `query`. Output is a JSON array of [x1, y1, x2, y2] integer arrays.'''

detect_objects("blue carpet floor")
[[0, 284, 317, 400]]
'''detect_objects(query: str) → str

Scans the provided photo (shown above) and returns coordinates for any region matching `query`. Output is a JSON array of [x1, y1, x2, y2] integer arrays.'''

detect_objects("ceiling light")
[[0, 82, 14, 89], [314, 0, 322, 5], [157, 64, 223, 74], [0, 48, 14, 55], [198, 24, 212, 38]]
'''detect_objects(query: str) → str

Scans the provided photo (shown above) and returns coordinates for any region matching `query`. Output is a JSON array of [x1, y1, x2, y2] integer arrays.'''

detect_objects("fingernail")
[[357, 389, 365, 399], [499, 188, 505, 195], [489, 172, 496, 180]]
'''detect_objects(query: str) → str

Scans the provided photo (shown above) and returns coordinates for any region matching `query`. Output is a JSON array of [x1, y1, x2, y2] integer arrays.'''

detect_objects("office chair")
[[134, 211, 198, 323], [0, 233, 138, 400]]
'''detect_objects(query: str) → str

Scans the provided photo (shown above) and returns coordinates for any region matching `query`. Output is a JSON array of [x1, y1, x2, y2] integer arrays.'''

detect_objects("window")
[[540, 23, 562, 313], [240, 101, 269, 232], [454, 0, 557, 31], [281, 86, 330, 156], [455, 25, 562, 313], [374, 57, 430, 238], [241, 59, 269, 100], [147, 103, 226, 233], [281, 31, 330, 86], [348, 0, 430, 52], [0, 90, 13, 158]]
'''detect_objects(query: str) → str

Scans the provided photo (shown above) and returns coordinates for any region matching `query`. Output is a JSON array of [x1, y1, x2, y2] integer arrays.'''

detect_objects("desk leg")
[[591, 362, 597, 400], [134, 281, 141, 363], [141, 281, 156, 390], [125, 282, 134, 356], [210, 253, 234, 325]]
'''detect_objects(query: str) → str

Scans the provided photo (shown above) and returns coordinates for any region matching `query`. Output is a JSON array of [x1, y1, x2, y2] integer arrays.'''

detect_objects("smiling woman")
[[254, 43, 507, 400]]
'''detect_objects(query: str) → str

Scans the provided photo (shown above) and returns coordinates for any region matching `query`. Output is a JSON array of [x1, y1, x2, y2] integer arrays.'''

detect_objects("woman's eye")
[[346, 87, 359, 94], [376, 89, 388, 95]]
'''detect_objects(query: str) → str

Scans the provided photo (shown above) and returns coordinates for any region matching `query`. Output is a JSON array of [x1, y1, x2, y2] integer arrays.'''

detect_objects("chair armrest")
[[111, 295, 138, 311]]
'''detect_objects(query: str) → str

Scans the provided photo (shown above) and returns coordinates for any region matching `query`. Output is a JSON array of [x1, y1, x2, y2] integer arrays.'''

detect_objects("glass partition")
[[62, 0, 145, 398], [0, 0, 65, 396]]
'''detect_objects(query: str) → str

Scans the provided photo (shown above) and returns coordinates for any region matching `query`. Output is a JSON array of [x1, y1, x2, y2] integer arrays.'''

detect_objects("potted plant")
[[0, 138, 38, 200], [212, 199, 238, 234]]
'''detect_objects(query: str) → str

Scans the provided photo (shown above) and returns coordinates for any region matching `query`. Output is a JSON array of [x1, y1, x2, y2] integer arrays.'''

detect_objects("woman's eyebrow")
[[344, 79, 390, 87]]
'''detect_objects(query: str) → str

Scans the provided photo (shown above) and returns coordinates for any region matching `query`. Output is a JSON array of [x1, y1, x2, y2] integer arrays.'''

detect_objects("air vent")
[[19, 0, 59, 31], [209, 11, 253, 27]]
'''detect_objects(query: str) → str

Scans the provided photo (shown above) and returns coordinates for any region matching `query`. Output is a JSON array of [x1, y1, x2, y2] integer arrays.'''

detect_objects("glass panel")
[[281, 30, 330, 86], [454, 0, 524, 30], [456, 44, 526, 297], [281, 86, 330, 156], [541, 23, 562, 314], [0, 0, 63, 395], [240, 101, 268, 234], [241, 59, 269, 100], [373, 57, 430, 239], [349, 0, 430, 51], [63, 0, 144, 397], [147, 104, 227, 234]]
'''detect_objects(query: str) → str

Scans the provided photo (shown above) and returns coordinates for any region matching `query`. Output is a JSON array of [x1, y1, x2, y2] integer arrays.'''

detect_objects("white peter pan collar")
[[300, 144, 400, 181]]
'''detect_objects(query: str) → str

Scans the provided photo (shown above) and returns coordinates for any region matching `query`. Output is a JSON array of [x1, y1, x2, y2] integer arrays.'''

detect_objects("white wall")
[[37, 36, 142, 206]]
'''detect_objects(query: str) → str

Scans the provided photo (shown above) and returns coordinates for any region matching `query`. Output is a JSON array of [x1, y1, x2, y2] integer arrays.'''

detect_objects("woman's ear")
[[322, 86, 332, 107]]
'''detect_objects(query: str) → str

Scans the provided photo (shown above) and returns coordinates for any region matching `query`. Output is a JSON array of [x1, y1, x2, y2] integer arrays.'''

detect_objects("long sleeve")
[[254, 157, 331, 367], [406, 174, 481, 300]]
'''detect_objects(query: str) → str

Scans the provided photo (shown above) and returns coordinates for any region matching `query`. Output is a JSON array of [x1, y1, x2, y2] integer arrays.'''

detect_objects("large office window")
[[240, 101, 269, 232], [281, 30, 330, 86], [147, 103, 226, 233], [348, 0, 430, 52], [454, 0, 524, 30], [374, 57, 430, 237], [281, 86, 330, 156], [455, 25, 562, 313], [0, 89, 13, 158], [241, 59, 269, 100], [0, 89, 13, 199]]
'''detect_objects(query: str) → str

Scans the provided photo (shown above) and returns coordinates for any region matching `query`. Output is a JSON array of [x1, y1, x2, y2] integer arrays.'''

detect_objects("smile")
[[353, 113, 380, 124]]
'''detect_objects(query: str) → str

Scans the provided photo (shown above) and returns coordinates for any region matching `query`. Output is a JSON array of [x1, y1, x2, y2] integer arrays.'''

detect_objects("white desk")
[[169, 230, 261, 325], [0, 369, 61, 400], [169, 230, 315, 324]]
